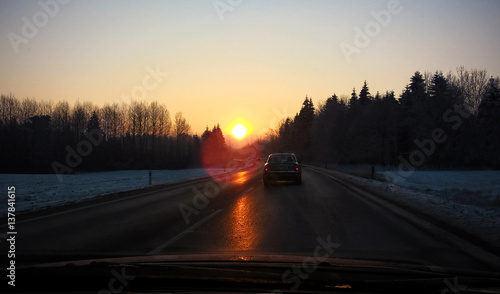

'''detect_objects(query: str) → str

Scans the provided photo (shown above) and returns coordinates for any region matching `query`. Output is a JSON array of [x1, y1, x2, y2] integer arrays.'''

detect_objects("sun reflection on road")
[[229, 194, 257, 251], [233, 171, 249, 185]]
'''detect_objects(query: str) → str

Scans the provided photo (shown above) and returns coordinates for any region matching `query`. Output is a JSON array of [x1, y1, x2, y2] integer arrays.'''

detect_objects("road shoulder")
[[305, 165, 500, 270]]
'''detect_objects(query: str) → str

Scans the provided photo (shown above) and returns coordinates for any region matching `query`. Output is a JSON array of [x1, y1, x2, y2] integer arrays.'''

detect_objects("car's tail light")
[[295, 167, 299, 171], [265, 168, 268, 172]]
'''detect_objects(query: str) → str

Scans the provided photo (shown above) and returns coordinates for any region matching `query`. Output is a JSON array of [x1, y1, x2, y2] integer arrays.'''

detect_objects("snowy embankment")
[[306, 165, 500, 250], [379, 170, 500, 247], [0, 168, 227, 214], [311, 165, 500, 248]]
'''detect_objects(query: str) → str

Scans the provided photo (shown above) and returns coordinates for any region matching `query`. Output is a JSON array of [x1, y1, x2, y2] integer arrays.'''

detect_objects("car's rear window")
[[268, 155, 296, 163]]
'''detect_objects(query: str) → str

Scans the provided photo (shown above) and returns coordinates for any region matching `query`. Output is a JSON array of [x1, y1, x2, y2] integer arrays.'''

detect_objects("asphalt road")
[[3, 166, 499, 272]]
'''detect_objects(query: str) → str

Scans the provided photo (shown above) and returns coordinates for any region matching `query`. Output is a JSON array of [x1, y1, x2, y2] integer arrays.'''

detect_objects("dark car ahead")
[[263, 153, 301, 185]]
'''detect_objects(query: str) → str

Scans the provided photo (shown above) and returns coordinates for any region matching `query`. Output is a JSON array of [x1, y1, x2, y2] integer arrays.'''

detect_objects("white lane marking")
[[147, 185, 256, 255], [148, 209, 223, 255]]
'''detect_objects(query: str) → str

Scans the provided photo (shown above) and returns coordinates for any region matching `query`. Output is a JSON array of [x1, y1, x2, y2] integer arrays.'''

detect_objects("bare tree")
[[129, 101, 149, 137], [98, 102, 128, 139], [100, 104, 115, 139], [453, 66, 488, 114], [117, 102, 128, 137], [0, 94, 20, 124], [159, 104, 172, 137], [174, 112, 191, 137], [51, 101, 70, 131], [148, 101, 161, 137], [37, 100, 53, 117], [148, 101, 171, 137], [20, 97, 38, 123], [71, 101, 89, 135]]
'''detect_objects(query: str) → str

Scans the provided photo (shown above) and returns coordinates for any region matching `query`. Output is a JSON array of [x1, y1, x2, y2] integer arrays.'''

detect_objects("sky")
[[1, 0, 499, 142]]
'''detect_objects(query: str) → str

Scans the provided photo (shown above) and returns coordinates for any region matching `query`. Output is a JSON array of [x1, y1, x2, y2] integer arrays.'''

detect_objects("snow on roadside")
[[380, 170, 499, 198], [377, 170, 500, 247], [309, 166, 500, 248], [0, 168, 226, 214]]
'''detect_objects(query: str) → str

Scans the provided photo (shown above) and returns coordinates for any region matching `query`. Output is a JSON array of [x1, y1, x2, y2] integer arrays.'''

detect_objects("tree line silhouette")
[[2, 66, 499, 174], [0, 98, 230, 173], [263, 67, 500, 169]]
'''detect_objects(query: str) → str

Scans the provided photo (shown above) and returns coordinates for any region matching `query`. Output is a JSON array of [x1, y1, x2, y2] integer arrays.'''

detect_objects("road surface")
[[2, 166, 499, 272]]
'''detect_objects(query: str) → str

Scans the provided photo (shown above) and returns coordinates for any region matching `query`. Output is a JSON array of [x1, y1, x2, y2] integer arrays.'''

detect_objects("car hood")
[[23, 253, 499, 276], [7, 253, 500, 293]]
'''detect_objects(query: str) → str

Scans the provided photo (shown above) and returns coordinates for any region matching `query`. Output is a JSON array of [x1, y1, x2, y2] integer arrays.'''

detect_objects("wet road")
[[4, 166, 500, 271]]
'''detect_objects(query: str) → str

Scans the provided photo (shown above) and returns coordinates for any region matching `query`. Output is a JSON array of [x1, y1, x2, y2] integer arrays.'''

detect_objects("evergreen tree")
[[400, 71, 426, 107], [477, 77, 500, 167], [359, 81, 372, 105], [429, 72, 449, 99], [200, 123, 227, 167], [294, 96, 315, 158], [382, 91, 397, 103], [298, 97, 315, 122], [201, 126, 211, 142], [211, 124, 226, 151], [86, 111, 101, 133], [349, 88, 358, 109], [410, 71, 426, 99], [478, 77, 500, 121]]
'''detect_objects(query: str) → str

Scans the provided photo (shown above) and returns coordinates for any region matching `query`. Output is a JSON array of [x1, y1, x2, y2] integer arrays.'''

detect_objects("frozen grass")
[[0, 168, 226, 214]]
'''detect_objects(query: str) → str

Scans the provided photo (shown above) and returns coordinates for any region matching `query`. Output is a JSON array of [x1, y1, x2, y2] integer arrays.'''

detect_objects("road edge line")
[[307, 166, 500, 270]]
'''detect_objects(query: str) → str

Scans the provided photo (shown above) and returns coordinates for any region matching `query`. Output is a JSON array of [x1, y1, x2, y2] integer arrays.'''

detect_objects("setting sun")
[[231, 123, 248, 140]]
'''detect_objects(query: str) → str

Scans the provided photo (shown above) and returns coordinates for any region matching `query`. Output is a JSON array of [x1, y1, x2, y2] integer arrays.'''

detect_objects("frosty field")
[[0, 168, 226, 214]]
